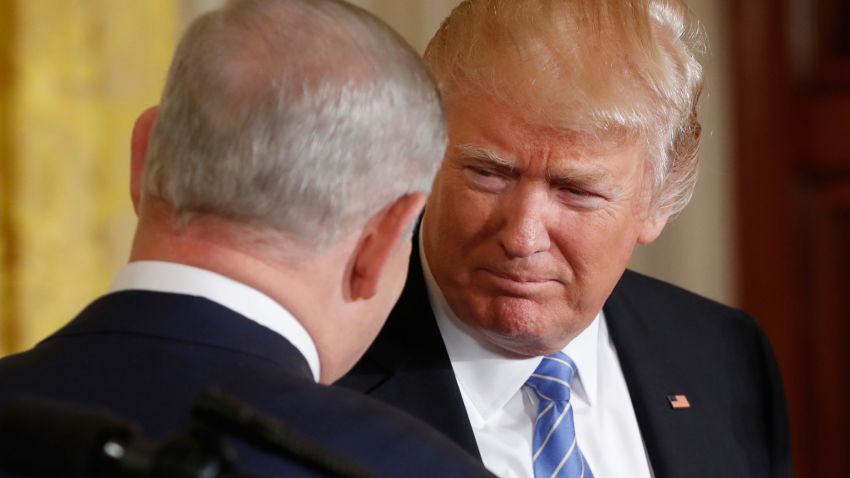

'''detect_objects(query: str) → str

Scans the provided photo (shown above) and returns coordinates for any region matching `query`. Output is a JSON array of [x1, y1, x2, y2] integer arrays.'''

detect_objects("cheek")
[[431, 182, 496, 251], [552, 212, 640, 277]]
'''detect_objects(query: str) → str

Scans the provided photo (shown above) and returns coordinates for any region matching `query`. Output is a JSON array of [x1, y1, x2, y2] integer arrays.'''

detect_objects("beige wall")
[[181, 0, 737, 305]]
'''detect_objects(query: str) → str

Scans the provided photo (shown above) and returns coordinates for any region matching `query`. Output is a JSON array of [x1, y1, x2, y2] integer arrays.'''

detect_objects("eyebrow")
[[454, 143, 612, 187], [546, 166, 611, 187], [453, 144, 516, 170]]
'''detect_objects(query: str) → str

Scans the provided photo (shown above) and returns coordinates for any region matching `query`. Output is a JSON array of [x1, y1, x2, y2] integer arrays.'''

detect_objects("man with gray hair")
[[0, 0, 493, 476], [343, 1, 793, 477]]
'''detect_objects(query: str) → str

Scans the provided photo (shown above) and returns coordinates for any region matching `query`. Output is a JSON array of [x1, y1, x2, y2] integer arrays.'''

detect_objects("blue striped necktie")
[[526, 352, 594, 478]]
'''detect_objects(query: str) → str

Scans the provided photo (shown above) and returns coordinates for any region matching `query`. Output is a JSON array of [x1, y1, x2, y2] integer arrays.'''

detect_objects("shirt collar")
[[418, 230, 600, 422], [564, 312, 599, 407], [109, 260, 321, 382]]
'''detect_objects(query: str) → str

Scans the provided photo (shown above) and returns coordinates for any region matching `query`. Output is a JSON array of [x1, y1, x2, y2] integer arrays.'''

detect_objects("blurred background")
[[0, 1, 846, 476]]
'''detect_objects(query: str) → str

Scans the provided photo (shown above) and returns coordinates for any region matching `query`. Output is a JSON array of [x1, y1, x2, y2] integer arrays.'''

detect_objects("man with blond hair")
[[342, 1, 792, 477], [0, 0, 496, 476]]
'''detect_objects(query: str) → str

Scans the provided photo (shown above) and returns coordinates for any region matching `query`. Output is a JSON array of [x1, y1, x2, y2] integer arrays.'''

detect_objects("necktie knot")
[[526, 352, 576, 403]]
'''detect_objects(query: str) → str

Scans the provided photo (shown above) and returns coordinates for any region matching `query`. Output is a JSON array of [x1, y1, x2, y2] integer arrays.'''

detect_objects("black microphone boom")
[[0, 396, 253, 478], [0, 391, 378, 478], [0, 397, 136, 477]]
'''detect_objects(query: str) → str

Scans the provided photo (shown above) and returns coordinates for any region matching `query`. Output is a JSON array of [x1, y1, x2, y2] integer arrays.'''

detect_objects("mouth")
[[477, 268, 556, 295], [486, 269, 551, 283]]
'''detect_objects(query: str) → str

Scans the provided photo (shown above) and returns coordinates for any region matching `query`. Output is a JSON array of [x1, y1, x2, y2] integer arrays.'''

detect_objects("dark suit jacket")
[[0, 290, 493, 478], [340, 245, 793, 478]]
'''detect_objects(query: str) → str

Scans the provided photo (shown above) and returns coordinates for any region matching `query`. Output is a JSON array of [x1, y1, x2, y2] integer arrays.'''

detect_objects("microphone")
[[0, 397, 136, 477], [0, 391, 376, 478], [0, 397, 243, 478]]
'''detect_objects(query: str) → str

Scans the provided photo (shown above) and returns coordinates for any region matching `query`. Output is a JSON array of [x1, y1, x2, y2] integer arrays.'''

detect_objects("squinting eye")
[[557, 186, 605, 209], [563, 187, 592, 197], [463, 166, 509, 192]]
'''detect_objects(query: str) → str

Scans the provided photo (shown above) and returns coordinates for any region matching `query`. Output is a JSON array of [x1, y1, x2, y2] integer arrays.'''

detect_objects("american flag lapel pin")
[[667, 394, 691, 409]]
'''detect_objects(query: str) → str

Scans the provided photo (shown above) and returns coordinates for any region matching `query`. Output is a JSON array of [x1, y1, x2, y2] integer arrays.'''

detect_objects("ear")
[[130, 106, 159, 214], [350, 193, 427, 300], [637, 206, 672, 245]]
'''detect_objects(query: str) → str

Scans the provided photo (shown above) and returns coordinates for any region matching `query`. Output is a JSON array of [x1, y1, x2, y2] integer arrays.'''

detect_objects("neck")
[[130, 200, 358, 383]]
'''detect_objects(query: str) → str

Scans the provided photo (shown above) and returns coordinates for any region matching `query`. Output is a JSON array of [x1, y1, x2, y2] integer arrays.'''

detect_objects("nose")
[[496, 185, 551, 258]]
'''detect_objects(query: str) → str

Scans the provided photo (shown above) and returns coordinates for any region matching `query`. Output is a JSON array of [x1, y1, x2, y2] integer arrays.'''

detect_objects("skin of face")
[[422, 94, 667, 357]]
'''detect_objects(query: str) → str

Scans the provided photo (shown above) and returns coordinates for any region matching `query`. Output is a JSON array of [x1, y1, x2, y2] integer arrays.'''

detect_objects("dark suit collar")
[[356, 235, 482, 458], [48, 290, 314, 382], [604, 273, 680, 478], [366, 222, 452, 370], [604, 270, 746, 478]]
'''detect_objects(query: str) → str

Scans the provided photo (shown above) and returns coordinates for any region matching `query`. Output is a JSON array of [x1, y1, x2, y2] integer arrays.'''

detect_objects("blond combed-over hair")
[[425, 0, 706, 217]]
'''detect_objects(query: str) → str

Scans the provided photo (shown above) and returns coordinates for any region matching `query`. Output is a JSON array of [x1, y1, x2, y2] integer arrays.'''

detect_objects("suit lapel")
[[604, 271, 747, 478], [344, 237, 481, 458]]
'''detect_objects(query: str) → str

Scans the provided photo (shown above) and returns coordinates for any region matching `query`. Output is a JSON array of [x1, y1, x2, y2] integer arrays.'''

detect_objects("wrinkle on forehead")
[[455, 142, 608, 175], [453, 93, 640, 153], [452, 126, 643, 171]]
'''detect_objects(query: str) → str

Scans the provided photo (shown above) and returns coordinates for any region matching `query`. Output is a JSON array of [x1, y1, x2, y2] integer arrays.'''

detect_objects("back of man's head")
[[143, 0, 445, 251], [129, 0, 446, 382]]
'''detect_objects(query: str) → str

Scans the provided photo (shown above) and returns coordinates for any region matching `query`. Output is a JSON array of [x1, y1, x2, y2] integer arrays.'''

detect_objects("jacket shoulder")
[[609, 270, 792, 477], [611, 269, 763, 337], [615, 269, 743, 316], [218, 378, 488, 478]]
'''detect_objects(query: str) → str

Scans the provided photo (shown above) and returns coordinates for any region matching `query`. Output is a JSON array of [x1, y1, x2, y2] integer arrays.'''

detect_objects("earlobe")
[[637, 208, 671, 245], [350, 193, 426, 300], [130, 106, 159, 214]]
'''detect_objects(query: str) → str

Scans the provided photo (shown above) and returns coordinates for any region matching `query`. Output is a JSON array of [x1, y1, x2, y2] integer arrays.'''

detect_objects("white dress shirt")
[[419, 237, 654, 478], [109, 260, 321, 382]]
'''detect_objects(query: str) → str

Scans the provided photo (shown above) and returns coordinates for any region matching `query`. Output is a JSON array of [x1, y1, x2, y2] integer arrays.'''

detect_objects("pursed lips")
[[485, 269, 552, 283], [477, 267, 559, 294]]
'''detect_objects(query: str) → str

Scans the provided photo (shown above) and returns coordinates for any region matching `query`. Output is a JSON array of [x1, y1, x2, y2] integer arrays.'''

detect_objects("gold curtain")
[[0, 1, 178, 356]]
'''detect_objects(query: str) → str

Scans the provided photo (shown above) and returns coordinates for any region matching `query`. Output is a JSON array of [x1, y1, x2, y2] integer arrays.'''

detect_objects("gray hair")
[[144, 0, 446, 249]]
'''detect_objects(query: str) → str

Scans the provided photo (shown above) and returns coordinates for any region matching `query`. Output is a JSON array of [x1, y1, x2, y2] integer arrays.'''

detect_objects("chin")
[[481, 328, 568, 358], [471, 312, 568, 357]]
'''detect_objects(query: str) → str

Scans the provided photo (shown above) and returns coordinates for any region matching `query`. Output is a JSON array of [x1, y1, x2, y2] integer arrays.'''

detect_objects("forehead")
[[444, 93, 643, 172]]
